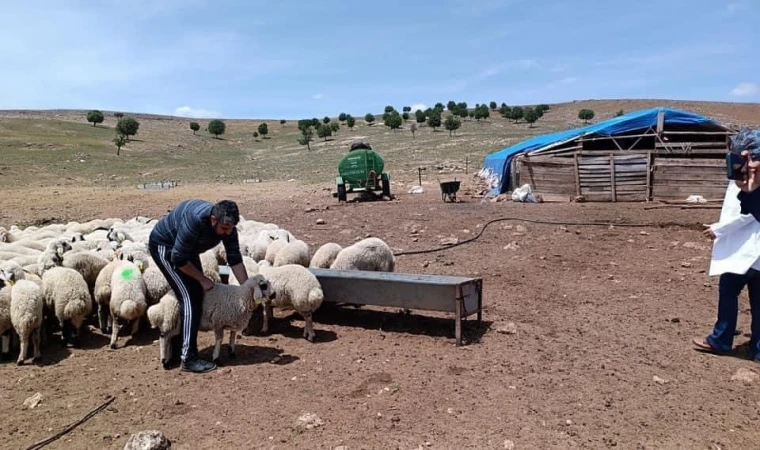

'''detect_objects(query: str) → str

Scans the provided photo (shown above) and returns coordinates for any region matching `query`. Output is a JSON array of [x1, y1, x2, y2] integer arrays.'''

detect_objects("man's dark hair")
[[211, 200, 240, 226]]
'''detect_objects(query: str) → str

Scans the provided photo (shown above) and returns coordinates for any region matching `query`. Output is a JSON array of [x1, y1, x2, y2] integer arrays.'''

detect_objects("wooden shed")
[[482, 107, 735, 202]]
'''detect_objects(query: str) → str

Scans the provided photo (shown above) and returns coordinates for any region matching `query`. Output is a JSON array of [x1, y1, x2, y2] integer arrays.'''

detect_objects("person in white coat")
[[694, 128, 760, 359]]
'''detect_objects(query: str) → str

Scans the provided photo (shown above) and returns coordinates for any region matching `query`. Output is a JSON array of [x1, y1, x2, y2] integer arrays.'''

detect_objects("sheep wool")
[[309, 243, 343, 269], [109, 260, 147, 349], [10, 279, 43, 365], [258, 264, 324, 342], [330, 237, 395, 272]]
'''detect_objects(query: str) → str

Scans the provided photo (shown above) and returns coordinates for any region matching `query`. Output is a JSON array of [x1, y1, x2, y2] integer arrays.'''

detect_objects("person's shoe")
[[692, 338, 730, 355], [181, 358, 217, 373]]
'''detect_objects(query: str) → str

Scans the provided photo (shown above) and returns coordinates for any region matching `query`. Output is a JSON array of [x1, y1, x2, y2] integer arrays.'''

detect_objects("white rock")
[[296, 412, 324, 430], [731, 368, 759, 384], [504, 440, 516, 450], [23, 393, 43, 410], [124, 430, 171, 450], [497, 322, 517, 334]]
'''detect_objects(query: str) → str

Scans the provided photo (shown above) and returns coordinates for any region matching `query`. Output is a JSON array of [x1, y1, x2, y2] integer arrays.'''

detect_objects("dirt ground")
[[2, 177, 760, 450]]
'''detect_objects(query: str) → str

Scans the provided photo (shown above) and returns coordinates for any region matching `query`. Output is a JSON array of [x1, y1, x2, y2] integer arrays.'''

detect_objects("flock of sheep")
[[0, 214, 396, 368]]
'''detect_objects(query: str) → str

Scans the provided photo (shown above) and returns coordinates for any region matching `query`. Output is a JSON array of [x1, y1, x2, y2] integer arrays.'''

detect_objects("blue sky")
[[0, 0, 757, 119]]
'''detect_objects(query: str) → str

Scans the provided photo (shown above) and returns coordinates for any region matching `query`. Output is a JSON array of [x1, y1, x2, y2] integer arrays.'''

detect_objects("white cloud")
[[410, 103, 428, 113], [731, 82, 759, 96], [725, 1, 749, 16], [174, 106, 222, 118], [312, 93, 324, 100]]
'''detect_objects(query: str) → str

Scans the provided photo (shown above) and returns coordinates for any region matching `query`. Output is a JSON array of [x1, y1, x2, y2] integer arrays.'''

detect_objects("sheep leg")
[[60, 320, 71, 347], [228, 330, 236, 359], [70, 317, 84, 348], [212, 328, 223, 364], [303, 312, 315, 342], [109, 319, 121, 350], [32, 328, 41, 363], [129, 319, 140, 342], [98, 303, 110, 334], [159, 334, 170, 370], [261, 303, 273, 335], [0, 333, 9, 361], [17, 333, 28, 365]]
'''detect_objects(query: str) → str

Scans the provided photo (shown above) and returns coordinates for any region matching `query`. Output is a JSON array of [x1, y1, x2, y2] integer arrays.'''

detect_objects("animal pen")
[[483, 108, 736, 202]]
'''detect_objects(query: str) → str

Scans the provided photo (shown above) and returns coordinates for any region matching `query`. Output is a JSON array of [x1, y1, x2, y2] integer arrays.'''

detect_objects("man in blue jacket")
[[149, 199, 248, 373]]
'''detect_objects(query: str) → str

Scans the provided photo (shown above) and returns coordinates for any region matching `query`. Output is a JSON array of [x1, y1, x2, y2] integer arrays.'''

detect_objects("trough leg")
[[455, 296, 462, 347], [477, 280, 483, 325]]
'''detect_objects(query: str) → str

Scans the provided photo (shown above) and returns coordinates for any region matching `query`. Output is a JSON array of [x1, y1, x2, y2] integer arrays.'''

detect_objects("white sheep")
[[62, 251, 110, 299], [0, 280, 11, 361], [245, 230, 275, 262], [10, 279, 44, 365], [41, 266, 92, 347], [109, 260, 147, 349], [142, 263, 171, 306], [146, 291, 181, 369], [309, 243, 343, 269], [330, 237, 395, 272], [257, 263, 324, 342], [37, 239, 74, 275], [200, 249, 221, 283], [264, 238, 288, 265], [228, 256, 260, 286], [273, 239, 310, 267], [107, 228, 134, 244]]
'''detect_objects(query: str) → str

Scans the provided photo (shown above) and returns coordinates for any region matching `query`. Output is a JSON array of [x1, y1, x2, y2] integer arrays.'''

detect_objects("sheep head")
[[0, 227, 8, 243], [0, 268, 16, 287], [245, 274, 275, 309], [70, 233, 85, 243]]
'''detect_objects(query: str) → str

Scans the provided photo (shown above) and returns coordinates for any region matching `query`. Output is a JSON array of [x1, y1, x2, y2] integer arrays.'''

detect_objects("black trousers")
[[149, 241, 204, 362]]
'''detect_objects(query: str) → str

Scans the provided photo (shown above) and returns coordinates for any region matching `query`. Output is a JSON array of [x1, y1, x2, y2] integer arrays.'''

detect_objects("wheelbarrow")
[[439, 178, 461, 202]]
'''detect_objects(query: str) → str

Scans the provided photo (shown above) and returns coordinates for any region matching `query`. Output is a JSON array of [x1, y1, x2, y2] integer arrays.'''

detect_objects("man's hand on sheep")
[[201, 277, 214, 292]]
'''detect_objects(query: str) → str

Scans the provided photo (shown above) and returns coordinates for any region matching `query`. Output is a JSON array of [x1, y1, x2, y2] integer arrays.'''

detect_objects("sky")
[[0, 0, 758, 119]]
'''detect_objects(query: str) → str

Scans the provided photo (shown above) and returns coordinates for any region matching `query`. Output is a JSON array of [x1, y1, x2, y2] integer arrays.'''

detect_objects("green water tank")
[[337, 144, 385, 188]]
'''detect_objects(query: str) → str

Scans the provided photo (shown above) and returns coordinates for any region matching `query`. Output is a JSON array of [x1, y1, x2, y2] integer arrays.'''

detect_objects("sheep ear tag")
[[120, 266, 136, 280]]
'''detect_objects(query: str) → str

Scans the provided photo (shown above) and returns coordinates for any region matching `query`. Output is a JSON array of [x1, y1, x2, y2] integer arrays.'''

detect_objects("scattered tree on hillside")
[[524, 107, 539, 127], [499, 104, 511, 118], [410, 122, 417, 139], [447, 101, 457, 112], [403, 106, 411, 113], [346, 115, 356, 130], [208, 119, 226, 138], [114, 112, 124, 119], [190, 122, 200, 134], [365, 113, 375, 126], [384, 106, 394, 115], [330, 122, 340, 134], [475, 105, 490, 121], [489, 101, 498, 110], [116, 117, 140, 140], [338, 112, 347, 122], [253, 131, 259, 141], [444, 115, 461, 137], [415, 110, 426, 123], [434, 102, 445, 112], [298, 119, 312, 132], [534, 107, 544, 119], [578, 109, 595, 124], [317, 123, 332, 141], [402, 112, 410, 122], [468, 111, 475, 120], [510, 106, 524, 123], [280, 119, 287, 125], [536, 104, 550, 113], [113, 134, 126, 156], [298, 126, 313, 151], [323, 116, 331, 124], [615, 109, 625, 117], [258, 123, 269, 139], [311, 117, 320, 128], [385, 112, 403, 131], [427, 111, 442, 131], [86, 110, 104, 127]]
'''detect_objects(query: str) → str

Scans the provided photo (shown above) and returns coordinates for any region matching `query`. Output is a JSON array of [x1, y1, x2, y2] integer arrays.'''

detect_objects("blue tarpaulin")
[[481, 107, 721, 194]]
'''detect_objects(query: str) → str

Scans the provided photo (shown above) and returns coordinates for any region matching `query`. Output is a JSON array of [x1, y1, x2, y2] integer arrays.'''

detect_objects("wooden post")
[[573, 152, 581, 197], [646, 152, 652, 202], [609, 153, 616, 202], [656, 110, 665, 134], [465, 156, 469, 174]]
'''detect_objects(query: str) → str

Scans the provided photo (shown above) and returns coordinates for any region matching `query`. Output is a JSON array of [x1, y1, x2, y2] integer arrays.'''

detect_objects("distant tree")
[[86, 110, 104, 127], [536, 104, 550, 113], [298, 126, 313, 151], [258, 122, 269, 138], [534, 107, 544, 119], [323, 116, 331, 124], [447, 101, 457, 112], [385, 112, 403, 131], [403, 106, 411, 113], [114, 112, 124, 119], [253, 131, 259, 141], [434, 102, 445, 112], [415, 110, 426, 123], [489, 101, 498, 111], [427, 111, 442, 131], [424, 108, 433, 117], [207, 119, 226, 138], [346, 115, 356, 130], [116, 117, 140, 140], [524, 107, 539, 127], [444, 115, 461, 137], [614, 109, 625, 117], [317, 123, 332, 141], [402, 112, 410, 122], [330, 122, 340, 133], [410, 122, 417, 139], [579, 109, 595, 123], [280, 119, 287, 125], [311, 117, 320, 128], [384, 105, 394, 114], [510, 106, 524, 123], [456, 102, 469, 119], [468, 111, 475, 120], [475, 105, 490, 121], [499, 104, 511, 118], [298, 119, 312, 132], [365, 113, 375, 126], [338, 112, 347, 122], [113, 134, 126, 156], [190, 122, 200, 134]]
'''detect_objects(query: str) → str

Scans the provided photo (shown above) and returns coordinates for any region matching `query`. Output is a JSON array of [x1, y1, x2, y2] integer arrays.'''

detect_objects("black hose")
[[393, 216, 680, 257]]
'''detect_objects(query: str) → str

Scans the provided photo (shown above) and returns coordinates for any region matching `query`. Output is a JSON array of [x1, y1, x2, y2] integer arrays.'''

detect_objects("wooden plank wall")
[[518, 155, 576, 199], [578, 153, 648, 201], [651, 158, 727, 201]]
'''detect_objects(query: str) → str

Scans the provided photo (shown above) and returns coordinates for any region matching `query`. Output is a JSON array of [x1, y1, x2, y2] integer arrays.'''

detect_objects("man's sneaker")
[[181, 358, 217, 374]]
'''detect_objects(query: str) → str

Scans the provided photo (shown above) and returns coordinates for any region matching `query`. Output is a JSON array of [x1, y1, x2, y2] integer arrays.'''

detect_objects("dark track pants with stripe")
[[149, 242, 204, 362]]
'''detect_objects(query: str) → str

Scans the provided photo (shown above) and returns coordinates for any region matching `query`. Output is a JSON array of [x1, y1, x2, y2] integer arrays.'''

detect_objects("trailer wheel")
[[381, 173, 391, 198], [337, 183, 347, 202]]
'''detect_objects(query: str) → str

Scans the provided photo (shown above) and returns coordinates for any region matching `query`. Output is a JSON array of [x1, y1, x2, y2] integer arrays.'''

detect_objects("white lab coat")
[[709, 181, 760, 276]]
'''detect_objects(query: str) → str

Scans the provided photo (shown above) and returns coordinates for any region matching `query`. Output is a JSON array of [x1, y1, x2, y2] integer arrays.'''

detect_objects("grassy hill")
[[0, 99, 758, 189]]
